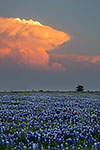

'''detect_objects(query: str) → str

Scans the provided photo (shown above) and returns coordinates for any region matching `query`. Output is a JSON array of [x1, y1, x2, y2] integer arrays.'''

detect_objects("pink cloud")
[[51, 63, 66, 71], [0, 17, 70, 70], [50, 54, 100, 65]]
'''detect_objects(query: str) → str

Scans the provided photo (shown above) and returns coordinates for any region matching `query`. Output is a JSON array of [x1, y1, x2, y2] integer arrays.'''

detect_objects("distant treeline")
[[0, 90, 100, 94]]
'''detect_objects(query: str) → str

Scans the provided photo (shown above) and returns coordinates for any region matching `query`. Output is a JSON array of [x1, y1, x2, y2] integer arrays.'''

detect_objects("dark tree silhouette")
[[39, 90, 43, 92], [76, 85, 84, 92]]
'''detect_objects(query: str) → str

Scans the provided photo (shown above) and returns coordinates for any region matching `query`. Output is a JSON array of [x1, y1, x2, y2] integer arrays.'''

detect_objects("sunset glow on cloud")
[[51, 63, 66, 71], [0, 17, 70, 70], [50, 54, 100, 66]]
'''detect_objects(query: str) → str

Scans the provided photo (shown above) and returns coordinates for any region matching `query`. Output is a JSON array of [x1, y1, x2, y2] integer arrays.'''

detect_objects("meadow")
[[0, 92, 100, 150]]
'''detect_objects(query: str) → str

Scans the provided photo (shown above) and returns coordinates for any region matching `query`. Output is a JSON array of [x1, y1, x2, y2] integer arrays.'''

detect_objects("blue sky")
[[0, 0, 100, 91]]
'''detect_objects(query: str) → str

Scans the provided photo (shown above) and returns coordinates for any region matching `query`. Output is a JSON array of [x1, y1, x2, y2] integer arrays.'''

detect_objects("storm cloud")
[[0, 17, 70, 70]]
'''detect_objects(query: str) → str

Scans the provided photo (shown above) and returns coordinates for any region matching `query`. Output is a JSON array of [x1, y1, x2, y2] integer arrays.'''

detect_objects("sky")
[[0, 0, 100, 91]]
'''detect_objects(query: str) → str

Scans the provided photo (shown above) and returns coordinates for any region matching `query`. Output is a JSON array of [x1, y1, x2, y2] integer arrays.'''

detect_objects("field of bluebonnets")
[[0, 92, 100, 150]]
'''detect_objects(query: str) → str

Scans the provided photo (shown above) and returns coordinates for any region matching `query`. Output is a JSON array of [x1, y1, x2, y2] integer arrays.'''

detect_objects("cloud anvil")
[[0, 17, 70, 70]]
